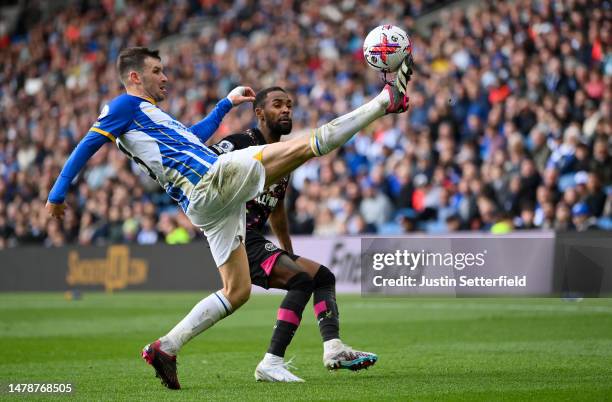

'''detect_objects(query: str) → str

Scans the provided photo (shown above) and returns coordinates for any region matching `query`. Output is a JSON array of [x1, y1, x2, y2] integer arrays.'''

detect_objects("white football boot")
[[254, 353, 305, 382], [323, 339, 378, 371]]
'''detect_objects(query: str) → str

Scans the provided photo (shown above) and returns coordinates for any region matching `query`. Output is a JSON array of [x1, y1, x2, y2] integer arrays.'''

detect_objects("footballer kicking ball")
[[363, 24, 411, 73]]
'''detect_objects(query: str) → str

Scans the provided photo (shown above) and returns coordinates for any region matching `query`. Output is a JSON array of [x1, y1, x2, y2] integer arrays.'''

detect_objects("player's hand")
[[395, 54, 414, 96], [227, 86, 256, 106], [46, 201, 66, 220]]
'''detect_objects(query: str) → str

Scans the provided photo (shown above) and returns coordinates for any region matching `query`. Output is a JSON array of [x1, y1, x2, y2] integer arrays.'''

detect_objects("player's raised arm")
[[190, 86, 255, 143], [45, 131, 111, 219], [46, 96, 133, 219]]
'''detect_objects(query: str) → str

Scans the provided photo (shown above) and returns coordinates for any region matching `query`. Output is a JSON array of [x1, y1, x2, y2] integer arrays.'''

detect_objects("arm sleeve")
[[92, 98, 133, 141], [47, 132, 110, 203], [209, 133, 256, 154], [189, 98, 233, 143]]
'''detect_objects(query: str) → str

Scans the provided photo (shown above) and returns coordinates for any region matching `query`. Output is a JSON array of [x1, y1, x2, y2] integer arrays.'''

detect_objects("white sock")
[[310, 90, 390, 156], [160, 291, 232, 355], [323, 338, 343, 355]]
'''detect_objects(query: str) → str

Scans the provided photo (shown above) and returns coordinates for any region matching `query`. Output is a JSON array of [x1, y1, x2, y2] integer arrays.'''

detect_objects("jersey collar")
[[138, 95, 157, 105], [126, 92, 157, 105], [249, 128, 267, 145], [142, 96, 157, 105]]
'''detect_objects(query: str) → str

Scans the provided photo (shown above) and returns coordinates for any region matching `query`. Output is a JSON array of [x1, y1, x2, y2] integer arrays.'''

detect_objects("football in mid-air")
[[363, 25, 411, 73]]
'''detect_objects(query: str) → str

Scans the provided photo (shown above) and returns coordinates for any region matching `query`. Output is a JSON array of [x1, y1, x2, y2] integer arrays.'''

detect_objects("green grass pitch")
[[1, 293, 612, 401]]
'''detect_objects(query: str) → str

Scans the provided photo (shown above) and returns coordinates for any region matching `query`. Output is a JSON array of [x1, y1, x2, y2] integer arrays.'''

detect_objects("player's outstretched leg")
[[260, 83, 409, 186], [309, 84, 408, 157]]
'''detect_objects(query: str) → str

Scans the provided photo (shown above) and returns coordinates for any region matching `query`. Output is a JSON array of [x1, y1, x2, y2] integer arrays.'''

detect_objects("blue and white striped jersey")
[[48, 93, 232, 212]]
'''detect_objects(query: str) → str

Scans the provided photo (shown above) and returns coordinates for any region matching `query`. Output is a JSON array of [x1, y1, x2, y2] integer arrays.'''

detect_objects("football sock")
[[267, 272, 314, 357], [323, 338, 344, 356], [309, 90, 390, 156], [313, 266, 340, 341], [160, 290, 232, 355]]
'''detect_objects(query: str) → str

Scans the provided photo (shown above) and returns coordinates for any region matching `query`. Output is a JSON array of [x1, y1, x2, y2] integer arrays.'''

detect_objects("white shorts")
[[186, 145, 266, 266]]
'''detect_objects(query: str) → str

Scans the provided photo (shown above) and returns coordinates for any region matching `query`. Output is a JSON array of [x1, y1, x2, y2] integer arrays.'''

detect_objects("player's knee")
[[286, 271, 315, 294], [224, 280, 251, 308], [313, 265, 335, 288], [231, 286, 251, 308]]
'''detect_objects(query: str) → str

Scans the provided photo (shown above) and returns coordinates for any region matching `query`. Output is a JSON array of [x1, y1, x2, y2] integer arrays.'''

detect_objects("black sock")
[[313, 266, 340, 341], [268, 272, 313, 357]]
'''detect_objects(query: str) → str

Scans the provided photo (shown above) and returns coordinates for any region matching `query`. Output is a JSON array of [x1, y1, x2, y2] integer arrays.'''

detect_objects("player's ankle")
[[376, 87, 392, 109], [323, 338, 342, 354], [263, 352, 284, 363], [159, 337, 178, 356], [309, 129, 328, 157]]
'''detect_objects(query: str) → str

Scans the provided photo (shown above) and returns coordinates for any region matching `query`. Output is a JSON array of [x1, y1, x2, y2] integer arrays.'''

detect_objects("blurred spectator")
[[554, 202, 574, 231], [435, 187, 458, 224], [313, 208, 341, 236], [397, 209, 418, 233], [290, 195, 315, 234], [591, 136, 612, 184], [516, 202, 537, 230], [107, 206, 124, 244], [166, 226, 190, 245], [477, 196, 498, 231], [529, 126, 551, 173], [572, 203, 598, 232], [491, 212, 514, 234], [359, 183, 393, 227], [137, 215, 159, 245], [585, 173, 607, 217], [445, 214, 462, 232]]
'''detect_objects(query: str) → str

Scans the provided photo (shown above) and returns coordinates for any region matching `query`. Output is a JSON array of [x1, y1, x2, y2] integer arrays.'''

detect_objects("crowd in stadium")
[[0, 0, 610, 248]]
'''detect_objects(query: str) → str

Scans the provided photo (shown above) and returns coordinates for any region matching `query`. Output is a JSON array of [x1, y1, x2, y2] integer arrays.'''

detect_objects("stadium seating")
[[0, 0, 609, 249]]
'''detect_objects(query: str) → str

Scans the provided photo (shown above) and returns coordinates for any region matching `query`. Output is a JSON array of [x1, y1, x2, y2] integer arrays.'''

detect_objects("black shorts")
[[245, 230, 299, 289]]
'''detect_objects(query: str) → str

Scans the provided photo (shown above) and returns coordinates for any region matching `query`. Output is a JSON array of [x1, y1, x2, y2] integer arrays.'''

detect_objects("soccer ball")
[[363, 25, 411, 73]]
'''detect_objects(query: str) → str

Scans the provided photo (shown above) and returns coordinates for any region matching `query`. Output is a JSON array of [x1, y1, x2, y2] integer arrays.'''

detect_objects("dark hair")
[[253, 86, 286, 111], [519, 200, 535, 212], [116, 47, 161, 83]]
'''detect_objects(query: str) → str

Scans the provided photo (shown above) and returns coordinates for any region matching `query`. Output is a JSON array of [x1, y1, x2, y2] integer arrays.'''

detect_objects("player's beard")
[[143, 80, 166, 103], [267, 118, 292, 138]]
